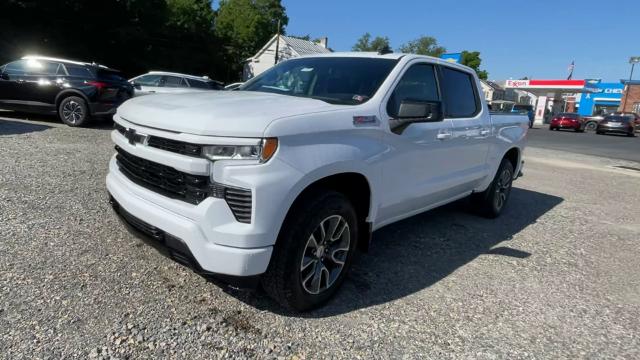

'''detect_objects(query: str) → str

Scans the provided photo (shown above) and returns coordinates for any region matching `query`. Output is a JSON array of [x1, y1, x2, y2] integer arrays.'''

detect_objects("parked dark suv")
[[0, 56, 133, 126]]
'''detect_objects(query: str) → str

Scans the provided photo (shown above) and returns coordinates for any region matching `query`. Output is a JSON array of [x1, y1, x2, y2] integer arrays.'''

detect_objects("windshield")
[[241, 57, 398, 105]]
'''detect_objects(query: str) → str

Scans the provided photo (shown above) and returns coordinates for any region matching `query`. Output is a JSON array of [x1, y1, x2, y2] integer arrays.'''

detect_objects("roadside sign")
[[440, 53, 462, 63]]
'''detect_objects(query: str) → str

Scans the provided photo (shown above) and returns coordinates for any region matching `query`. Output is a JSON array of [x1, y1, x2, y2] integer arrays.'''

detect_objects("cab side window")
[[439, 67, 478, 118], [386, 64, 439, 118]]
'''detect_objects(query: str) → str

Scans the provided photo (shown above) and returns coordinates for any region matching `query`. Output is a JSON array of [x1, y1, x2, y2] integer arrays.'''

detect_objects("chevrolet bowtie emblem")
[[124, 128, 137, 145]]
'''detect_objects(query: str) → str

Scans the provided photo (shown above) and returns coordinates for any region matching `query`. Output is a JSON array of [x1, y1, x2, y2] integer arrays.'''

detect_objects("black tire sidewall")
[[489, 160, 514, 215], [268, 191, 358, 311], [58, 96, 89, 127]]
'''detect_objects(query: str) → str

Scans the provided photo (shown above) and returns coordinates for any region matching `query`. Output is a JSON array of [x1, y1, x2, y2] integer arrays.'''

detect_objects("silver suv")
[[129, 71, 223, 97]]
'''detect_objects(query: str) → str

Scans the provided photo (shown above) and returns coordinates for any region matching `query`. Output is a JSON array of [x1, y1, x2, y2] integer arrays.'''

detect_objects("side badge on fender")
[[353, 115, 379, 127]]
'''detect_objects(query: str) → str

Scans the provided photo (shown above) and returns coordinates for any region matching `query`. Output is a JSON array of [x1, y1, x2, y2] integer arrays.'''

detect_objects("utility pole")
[[622, 56, 640, 112], [274, 19, 281, 65]]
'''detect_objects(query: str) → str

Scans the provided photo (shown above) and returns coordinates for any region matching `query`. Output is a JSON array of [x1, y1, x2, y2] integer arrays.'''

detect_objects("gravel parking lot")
[[1, 114, 640, 359]]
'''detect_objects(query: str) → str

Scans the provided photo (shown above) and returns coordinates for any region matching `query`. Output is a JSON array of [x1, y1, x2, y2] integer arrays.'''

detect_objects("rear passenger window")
[[163, 76, 187, 88], [440, 67, 478, 118], [386, 64, 439, 118], [187, 79, 211, 89], [66, 65, 94, 78]]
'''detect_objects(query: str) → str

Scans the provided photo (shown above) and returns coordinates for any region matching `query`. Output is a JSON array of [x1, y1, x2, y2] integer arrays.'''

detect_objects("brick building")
[[619, 80, 640, 113]]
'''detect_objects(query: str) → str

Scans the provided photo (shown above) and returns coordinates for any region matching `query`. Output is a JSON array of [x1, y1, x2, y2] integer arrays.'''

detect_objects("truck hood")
[[116, 91, 337, 137]]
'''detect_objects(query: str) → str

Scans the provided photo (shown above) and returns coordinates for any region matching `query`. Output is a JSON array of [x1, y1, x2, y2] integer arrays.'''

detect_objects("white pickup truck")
[[107, 53, 528, 310]]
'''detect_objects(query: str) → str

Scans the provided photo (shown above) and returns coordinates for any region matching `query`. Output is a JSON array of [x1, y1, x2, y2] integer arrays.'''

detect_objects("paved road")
[[527, 126, 640, 163], [2, 116, 640, 359]]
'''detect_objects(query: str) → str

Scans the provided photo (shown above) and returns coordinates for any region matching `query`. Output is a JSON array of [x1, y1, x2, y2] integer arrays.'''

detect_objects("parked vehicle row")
[[0, 56, 226, 126], [549, 111, 638, 137], [106, 52, 529, 310]]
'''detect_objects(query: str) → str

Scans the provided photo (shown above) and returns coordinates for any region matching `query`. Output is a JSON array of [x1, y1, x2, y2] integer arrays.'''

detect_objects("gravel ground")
[[1, 115, 639, 359]]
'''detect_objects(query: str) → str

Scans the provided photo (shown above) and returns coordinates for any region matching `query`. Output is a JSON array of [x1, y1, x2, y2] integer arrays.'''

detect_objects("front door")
[[132, 74, 163, 96], [377, 62, 456, 225], [0, 60, 27, 106]]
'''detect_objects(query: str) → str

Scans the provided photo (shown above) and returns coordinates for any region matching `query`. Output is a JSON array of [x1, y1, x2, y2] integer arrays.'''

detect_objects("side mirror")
[[132, 82, 141, 90], [0, 72, 9, 80], [390, 100, 443, 134]]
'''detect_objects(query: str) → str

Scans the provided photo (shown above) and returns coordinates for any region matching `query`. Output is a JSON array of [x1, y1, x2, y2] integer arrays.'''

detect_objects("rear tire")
[[584, 121, 597, 131], [58, 96, 89, 127], [262, 190, 358, 311], [471, 159, 514, 219]]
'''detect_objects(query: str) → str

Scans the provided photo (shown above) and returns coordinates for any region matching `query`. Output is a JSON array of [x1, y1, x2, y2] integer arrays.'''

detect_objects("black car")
[[0, 56, 133, 126], [596, 115, 636, 137]]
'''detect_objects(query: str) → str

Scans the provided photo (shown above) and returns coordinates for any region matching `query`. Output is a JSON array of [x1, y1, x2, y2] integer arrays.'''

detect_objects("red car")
[[549, 112, 584, 132]]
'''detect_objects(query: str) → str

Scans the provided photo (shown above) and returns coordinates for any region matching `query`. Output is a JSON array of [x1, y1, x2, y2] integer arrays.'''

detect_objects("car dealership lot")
[[1, 115, 640, 359]]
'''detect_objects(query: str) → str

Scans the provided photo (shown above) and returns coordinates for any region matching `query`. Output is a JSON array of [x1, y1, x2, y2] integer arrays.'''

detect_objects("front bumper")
[[106, 163, 273, 278]]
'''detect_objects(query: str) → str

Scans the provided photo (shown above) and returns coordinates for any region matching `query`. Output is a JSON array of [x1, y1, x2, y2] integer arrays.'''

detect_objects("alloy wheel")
[[494, 168, 512, 210], [300, 215, 351, 295], [62, 101, 84, 124]]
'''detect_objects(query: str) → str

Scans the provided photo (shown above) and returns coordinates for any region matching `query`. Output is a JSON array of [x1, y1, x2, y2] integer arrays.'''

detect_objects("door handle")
[[480, 129, 490, 136], [436, 132, 452, 140], [16, 79, 26, 84]]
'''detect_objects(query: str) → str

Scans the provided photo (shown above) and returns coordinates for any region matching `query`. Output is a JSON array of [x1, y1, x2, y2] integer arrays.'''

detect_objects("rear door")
[[438, 65, 491, 191]]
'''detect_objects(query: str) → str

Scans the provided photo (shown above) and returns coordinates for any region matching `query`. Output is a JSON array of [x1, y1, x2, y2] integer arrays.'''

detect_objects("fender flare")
[[55, 90, 92, 114]]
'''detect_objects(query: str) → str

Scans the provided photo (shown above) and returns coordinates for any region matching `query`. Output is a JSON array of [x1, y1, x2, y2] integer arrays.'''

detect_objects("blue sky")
[[282, 0, 640, 82]]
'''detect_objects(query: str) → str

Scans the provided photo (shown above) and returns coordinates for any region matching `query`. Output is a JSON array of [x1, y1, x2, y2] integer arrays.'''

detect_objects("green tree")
[[215, 0, 288, 78], [398, 36, 446, 57], [352, 33, 391, 53], [166, 0, 215, 32], [460, 50, 488, 80]]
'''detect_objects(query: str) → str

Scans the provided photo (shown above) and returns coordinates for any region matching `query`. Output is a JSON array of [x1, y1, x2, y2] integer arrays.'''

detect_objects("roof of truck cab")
[[296, 52, 475, 72]]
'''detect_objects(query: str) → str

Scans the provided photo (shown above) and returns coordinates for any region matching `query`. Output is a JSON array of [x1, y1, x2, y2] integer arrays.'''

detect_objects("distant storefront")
[[577, 80, 623, 116]]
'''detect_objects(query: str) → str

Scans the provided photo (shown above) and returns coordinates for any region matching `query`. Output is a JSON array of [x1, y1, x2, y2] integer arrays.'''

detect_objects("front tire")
[[58, 96, 89, 127], [262, 191, 358, 311], [471, 159, 514, 218]]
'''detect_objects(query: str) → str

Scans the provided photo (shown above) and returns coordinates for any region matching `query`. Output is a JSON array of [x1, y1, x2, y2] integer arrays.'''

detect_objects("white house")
[[480, 79, 506, 104], [243, 35, 331, 81]]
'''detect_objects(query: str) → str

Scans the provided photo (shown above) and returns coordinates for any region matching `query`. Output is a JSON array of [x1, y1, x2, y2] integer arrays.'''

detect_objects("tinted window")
[[66, 65, 94, 78], [243, 57, 398, 105], [20, 60, 61, 75], [97, 69, 126, 82], [440, 67, 478, 118], [387, 64, 439, 117], [187, 79, 214, 89], [134, 74, 162, 86], [163, 76, 187, 87], [4, 60, 27, 75]]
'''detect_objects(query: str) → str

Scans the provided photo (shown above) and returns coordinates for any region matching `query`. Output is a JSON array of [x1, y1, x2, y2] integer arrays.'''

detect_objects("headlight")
[[202, 138, 278, 163]]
